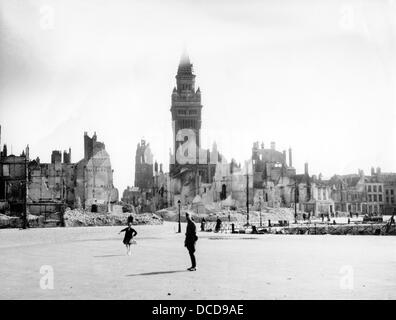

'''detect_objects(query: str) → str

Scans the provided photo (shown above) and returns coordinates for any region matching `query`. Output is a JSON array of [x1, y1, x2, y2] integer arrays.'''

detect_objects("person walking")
[[119, 221, 137, 256], [200, 217, 206, 232], [127, 214, 134, 224], [215, 217, 222, 233], [185, 212, 198, 271]]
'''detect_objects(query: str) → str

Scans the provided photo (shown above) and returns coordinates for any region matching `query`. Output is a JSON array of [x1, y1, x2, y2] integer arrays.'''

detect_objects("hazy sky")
[[1, 0, 395, 193]]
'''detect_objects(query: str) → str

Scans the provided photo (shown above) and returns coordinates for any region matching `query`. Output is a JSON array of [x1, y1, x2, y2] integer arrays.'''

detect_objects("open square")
[[1, 222, 396, 300]]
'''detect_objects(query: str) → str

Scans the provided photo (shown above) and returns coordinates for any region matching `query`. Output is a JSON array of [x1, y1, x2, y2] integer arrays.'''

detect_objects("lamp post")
[[259, 196, 262, 227], [294, 181, 298, 224], [177, 199, 181, 233], [246, 169, 250, 226]]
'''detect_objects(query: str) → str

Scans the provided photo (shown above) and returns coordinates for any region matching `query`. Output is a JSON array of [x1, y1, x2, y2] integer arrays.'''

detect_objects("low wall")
[[282, 223, 396, 235]]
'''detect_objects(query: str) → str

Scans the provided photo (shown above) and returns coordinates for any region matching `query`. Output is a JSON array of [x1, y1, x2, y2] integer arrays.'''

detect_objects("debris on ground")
[[63, 208, 163, 227]]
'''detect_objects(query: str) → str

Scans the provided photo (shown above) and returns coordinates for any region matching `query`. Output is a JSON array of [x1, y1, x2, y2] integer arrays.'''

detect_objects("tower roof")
[[177, 50, 194, 75]]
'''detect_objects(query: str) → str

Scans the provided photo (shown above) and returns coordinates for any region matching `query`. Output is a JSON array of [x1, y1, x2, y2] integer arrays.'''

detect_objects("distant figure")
[[333, 220, 336, 225], [252, 225, 258, 234], [335, 211, 338, 218], [268, 219, 271, 227], [390, 214, 395, 225], [356, 212, 359, 218], [349, 211, 353, 218], [308, 213, 311, 221], [348, 218, 350, 224], [303, 213, 306, 221], [119, 221, 137, 256], [185, 212, 198, 271], [127, 214, 134, 224], [321, 214, 324, 222], [215, 217, 222, 233], [231, 223, 235, 233], [228, 210, 231, 222], [200, 217, 206, 231]]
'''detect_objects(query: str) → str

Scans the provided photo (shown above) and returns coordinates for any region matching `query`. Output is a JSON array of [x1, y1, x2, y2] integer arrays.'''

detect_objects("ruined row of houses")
[[125, 52, 396, 216], [2, 52, 396, 218], [0, 128, 119, 217]]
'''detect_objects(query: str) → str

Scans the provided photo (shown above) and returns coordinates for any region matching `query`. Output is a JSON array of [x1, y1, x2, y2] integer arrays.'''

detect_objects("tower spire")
[[177, 49, 193, 75]]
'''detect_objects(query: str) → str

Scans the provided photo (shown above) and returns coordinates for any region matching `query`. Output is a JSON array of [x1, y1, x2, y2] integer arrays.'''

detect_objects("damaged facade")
[[1, 129, 119, 219], [0, 128, 29, 216], [122, 140, 169, 212], [74, 132, 119, 212]]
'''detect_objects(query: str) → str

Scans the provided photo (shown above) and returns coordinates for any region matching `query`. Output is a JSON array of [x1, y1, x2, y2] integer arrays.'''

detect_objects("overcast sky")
[[1, 0, 395, 193]]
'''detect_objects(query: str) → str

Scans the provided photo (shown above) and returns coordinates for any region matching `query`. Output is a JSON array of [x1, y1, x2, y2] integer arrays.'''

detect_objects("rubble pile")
[[0, 214, 43, 228], [156, 206, 295, 224], [64, 208, 163, 227]]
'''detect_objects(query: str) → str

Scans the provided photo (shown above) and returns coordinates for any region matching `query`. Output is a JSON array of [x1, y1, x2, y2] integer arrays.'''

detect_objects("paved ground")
[[1, 222, 396, 299]]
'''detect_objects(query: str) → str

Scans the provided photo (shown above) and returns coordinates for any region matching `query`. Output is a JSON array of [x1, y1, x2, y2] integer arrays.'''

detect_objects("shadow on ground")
[[94, 254, 125, 258], [126, 270, 188, 277]]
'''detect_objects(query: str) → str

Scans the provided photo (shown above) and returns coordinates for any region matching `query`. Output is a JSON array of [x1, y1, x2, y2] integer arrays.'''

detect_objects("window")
[[368, 185, 372, 192], [392, 197, 395, 204], [386, 197, 389, 203], [373, 185, 377, 192], [368, 195, 372, 202], [2, 164, 10, 176], [379, 195, 382, 202], [373, 195, 377, 202], [379, 186, 382, 192], [391, 190, 394, 196], [386, 189, 389, 195]]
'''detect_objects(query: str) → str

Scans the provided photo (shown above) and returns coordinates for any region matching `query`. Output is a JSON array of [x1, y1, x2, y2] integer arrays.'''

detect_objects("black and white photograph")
[[0, 0, 396, 309]]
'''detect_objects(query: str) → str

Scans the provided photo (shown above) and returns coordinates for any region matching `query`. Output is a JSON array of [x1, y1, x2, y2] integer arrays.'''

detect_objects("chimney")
[[270, 141, 275, 150], [288, 148, 293, 167], [160, 163, 163, 173], [283, 150, 287, 164], [376, 167, 381, 175], [304, 162, 309, 176], [371, 167, 375, 176]]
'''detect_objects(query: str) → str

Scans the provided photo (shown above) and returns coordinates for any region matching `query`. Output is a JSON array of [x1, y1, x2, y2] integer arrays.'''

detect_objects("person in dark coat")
[[119, 221, 137, 256], [200, 217, 206, 231], [127, 214, 134, 224], [215, 217, 222, 232], [185, 212, 198, 271]]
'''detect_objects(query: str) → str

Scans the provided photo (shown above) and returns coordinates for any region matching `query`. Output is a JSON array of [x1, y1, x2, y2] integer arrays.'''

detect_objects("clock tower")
[[170, 51, 202, 162]]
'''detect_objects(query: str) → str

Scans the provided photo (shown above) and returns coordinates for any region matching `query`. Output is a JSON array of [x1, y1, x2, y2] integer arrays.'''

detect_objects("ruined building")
[[74, 132, 119, 211], [211, 140, 335, 216], [134, 139, 153, 190], [28, 149, 75, 216], [123, 141, 170, 212], [0, 126, 29, 215], [25, 132, 119, 216]]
